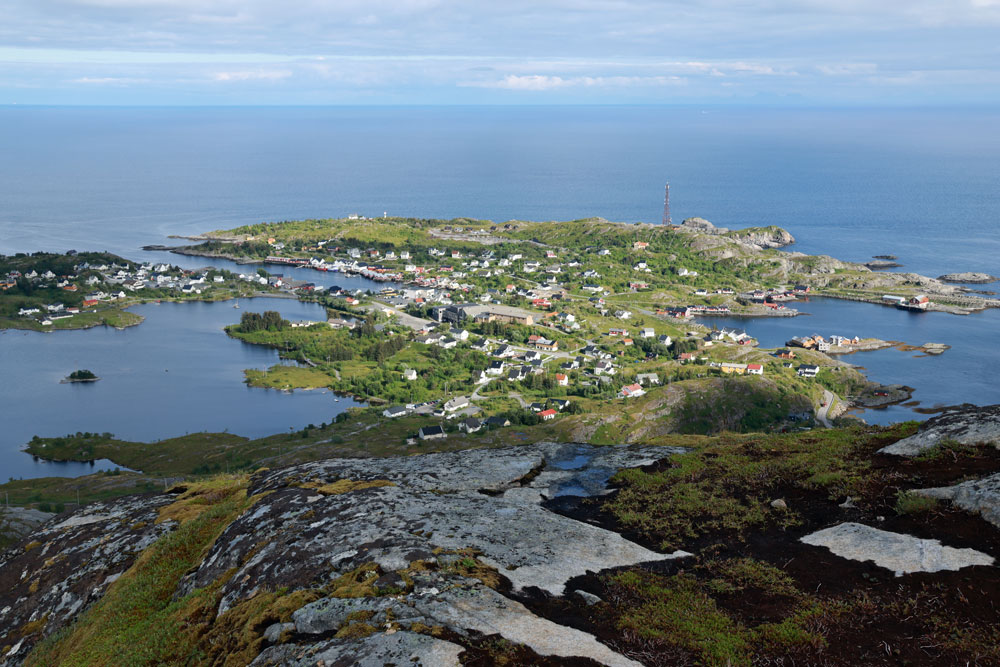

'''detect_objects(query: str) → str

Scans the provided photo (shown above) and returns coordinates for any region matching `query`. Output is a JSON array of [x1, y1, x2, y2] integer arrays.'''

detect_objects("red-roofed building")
[[618, 384, 646, 398], [539, 409, 557, 421], [619, 383, 645, 398]]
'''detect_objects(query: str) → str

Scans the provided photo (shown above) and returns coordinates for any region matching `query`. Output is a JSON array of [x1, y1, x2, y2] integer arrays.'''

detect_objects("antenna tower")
[[662, 183, 672, 225]]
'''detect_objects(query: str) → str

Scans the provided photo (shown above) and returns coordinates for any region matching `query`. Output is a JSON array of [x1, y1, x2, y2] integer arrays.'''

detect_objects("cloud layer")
[[1, 0, 998, 104]]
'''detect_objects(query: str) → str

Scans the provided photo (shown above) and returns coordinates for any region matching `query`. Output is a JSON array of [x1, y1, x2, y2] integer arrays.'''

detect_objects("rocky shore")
[[864, 260, 903, 270], [938, 272, 998, 284], [142, 244, 264, 264]]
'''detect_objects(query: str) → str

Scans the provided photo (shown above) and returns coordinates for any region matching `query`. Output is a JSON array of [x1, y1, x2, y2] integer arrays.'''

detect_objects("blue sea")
[[2, 106, 999, 277], [1, 106, 998, 478]]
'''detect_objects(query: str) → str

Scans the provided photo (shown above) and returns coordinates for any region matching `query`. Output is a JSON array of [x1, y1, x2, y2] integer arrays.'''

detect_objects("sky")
[[1, 0, 999, 105]]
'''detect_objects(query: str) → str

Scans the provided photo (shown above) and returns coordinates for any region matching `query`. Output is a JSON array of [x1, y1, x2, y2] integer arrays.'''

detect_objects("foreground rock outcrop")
[[800, 522, 994, 576], [0, 443, 686, 666], [0, 494, 174, 662], [0, 508, 53, 546], [7, 414, 1000, 666], [917, 473, 1000, 529], [879, 403, 1000, 456]]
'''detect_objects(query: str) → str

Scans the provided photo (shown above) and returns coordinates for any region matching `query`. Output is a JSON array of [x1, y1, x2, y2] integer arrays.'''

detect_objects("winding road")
[[816, 390, 836, 428]]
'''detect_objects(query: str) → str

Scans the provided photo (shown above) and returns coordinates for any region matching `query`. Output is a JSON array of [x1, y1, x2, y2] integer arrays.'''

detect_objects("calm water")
[[0, 298, 361, 480], [1, 106, 998, 278], [697, 297, 1000, 425], [1, 106, 998, 477]]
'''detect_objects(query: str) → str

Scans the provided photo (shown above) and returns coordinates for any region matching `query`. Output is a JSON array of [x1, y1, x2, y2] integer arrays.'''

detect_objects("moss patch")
[[606, 423, 919, 551], [25, 479, 252, 666]]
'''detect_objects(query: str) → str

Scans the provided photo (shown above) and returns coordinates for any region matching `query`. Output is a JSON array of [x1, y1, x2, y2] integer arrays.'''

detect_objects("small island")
[[62, 369, 99, 383]]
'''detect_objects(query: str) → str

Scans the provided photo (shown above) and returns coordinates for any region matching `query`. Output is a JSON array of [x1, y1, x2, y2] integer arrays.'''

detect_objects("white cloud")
[[817, 63, 878, 76], [212, 69, 292, 81], [470, 74, 685, 90], [71, 76, 147, 84]]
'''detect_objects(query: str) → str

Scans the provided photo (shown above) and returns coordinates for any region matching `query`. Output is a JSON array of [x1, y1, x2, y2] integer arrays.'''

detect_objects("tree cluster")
[[239, 311, 290, 333]]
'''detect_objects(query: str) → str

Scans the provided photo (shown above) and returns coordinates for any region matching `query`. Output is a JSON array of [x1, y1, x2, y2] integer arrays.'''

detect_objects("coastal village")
[[0, 251, 273, 330], [187, 216, 945, 443], [6, 220, 1000, 667], [2, 215, 976, 445]]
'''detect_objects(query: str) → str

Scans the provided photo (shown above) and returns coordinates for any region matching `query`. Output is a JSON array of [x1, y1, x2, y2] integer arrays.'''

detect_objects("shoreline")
[[60, 377, 100, 384], [812, 291, 999, 315]]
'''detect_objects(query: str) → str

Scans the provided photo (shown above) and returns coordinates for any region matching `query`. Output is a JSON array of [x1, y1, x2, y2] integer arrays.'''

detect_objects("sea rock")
[[938, 272, 998, 284], [865, 260, 903, 269], [770, 499, 788, 510], [800, 522, 994, 576], [879, 403, 1000, 456], [916, 473, 1000, 529]]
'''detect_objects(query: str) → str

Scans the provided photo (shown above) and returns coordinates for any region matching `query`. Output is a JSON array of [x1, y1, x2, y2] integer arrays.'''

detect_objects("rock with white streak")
[[879, 404, 1000, 456], [916, 473, 1000, 528], [801, 522, 994, 576]]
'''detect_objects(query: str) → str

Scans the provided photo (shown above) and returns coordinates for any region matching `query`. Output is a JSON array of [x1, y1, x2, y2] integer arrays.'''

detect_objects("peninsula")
[[0, 251, 275, 332]]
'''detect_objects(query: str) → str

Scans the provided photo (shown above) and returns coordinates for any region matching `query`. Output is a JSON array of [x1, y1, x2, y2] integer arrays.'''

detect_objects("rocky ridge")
[[879, 403, 1000, 456], [0, 443, 687, 666], [0, 494, 174, 662], [6, 409, 1000, 665]]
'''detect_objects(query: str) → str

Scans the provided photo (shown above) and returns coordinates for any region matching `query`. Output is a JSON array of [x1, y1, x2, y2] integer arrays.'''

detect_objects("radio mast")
[[662, 183, 672, 225]]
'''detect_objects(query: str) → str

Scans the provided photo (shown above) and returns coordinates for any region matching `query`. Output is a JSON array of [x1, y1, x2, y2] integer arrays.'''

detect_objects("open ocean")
[[1, 105, 998, 478], [1, 106, 998, 278]]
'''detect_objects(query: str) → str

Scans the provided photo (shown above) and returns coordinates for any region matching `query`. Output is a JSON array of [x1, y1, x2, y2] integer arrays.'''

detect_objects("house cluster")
[[6, 260, 248, 324], [883, 294, 930, 311], [709, 362, 764, 376], [706, 327, 753, 345], [433, 303, 535, 327], [786, 333, 861, 352], [413, 327, 474, 350], [738, 285, 809, 311]]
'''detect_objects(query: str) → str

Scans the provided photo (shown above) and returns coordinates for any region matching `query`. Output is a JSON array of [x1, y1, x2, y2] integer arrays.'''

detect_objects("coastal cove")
[[697, 296, 1000, 424], [0, 298, 362, 480]]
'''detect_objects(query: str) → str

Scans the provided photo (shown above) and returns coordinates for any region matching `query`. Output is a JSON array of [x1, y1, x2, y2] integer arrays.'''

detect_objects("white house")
[[444, 396, 470, 412], [418, 425, 446, 440], [797, 364, 819, 378], [595, 360, 616, 376], [619, 383, 646, 398], [637, 373, 660, 386]]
